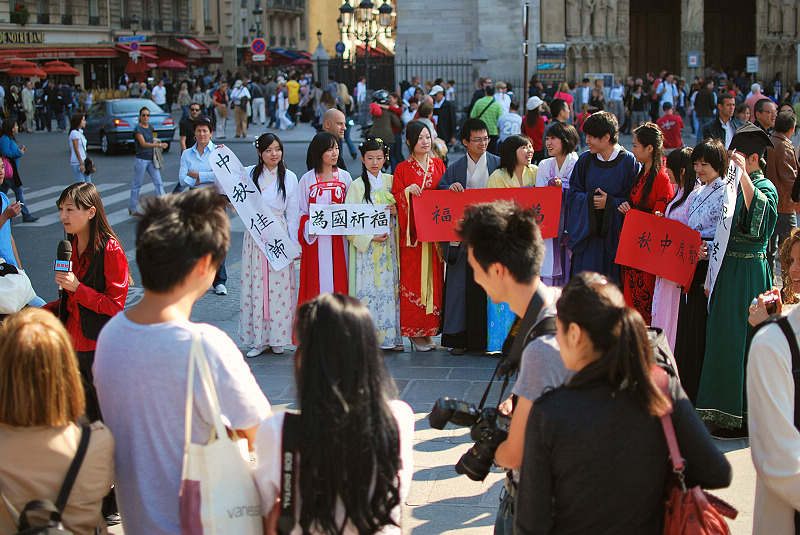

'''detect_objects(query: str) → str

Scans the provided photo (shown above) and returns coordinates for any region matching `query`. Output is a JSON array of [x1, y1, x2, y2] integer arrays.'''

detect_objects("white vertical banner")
[[705, 161, 741, 303], [210, 145, 299, 271]]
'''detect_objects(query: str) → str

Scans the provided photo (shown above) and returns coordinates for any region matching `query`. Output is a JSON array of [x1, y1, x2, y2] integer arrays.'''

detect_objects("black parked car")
[[84, 99, 175, 154]]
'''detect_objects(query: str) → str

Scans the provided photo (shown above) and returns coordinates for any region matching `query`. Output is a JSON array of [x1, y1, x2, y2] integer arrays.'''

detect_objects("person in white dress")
[[535, 122, 581, 286], [345, 138, 403, 351], [238, 133, 301, 357], [651, 147, 698, 351]]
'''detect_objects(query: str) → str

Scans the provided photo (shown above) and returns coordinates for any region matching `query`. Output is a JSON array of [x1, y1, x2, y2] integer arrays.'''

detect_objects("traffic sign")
[[129, 41, 139, 51], [335, 41, 345, 54], [119, 35, 147, 43], [128, 51, 141, 59], [251, 38, 266, 54], [252, 54, 266, 62]]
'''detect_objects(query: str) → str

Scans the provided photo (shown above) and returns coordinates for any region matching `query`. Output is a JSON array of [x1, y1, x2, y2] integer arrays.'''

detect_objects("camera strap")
[[277, 412, 301, 535]]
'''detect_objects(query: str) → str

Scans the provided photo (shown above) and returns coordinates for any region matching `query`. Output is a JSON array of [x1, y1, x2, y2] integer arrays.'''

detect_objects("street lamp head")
[[317, 29, 322, 40], [253, 4, 263, 16], [130, 13, 140, 34], [357, 0, 374, 23], [378, 1, 392, 28], [337, 17, 343, 32], [249, 23, 257, 37], [339, 1, 354, 29]]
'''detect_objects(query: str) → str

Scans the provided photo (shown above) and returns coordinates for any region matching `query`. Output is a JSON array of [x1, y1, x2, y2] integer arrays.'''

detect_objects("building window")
[[203, 0, 211, 29], [89, 0, 99, 18]]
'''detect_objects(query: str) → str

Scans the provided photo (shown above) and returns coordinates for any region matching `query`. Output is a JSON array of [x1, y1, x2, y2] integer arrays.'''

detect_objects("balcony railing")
[[89, 15, 100, 25], [267, 0, 303, 12], [37, 13, 49, 24], [141, 18, 152, 30], [154, 19, 163, 31], [61, 14, 72, 24]]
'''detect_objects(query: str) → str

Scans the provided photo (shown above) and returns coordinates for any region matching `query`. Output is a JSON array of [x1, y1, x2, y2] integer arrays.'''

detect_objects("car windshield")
[[111, 100, 161, 115]]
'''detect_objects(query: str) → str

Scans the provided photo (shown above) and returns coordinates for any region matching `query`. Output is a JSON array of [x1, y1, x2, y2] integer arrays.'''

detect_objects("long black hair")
[[251, 133, 287, 199], [631, 122, 664, 209], [558, 272, 670, 417], [0, 119, 16, 141], [665, 147, 697, 212], [308, 131, 340, 174], [294, 294, 402, 534], [359, 137, 389, 203]]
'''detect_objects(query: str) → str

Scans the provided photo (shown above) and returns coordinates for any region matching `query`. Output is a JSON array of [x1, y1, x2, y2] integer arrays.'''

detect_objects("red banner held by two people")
[[615, 209, 703, 288], [410, 187, 563, 242]]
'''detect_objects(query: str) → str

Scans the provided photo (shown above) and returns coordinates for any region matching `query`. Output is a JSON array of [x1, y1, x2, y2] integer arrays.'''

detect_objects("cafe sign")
[[0, 31, 44, 44]]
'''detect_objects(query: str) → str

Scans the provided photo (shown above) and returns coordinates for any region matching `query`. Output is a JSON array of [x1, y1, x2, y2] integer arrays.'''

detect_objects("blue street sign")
[[335, 41, 345, 54], [118, 35, 147, 43]]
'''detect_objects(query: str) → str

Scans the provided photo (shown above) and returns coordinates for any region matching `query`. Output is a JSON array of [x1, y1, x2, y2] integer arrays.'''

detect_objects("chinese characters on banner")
[[210, 146, 299, 271], [308, 204, 391, 236], [705, 161, 741, 301], [615, 209, 703, 288], [410, 187, 562, 242]]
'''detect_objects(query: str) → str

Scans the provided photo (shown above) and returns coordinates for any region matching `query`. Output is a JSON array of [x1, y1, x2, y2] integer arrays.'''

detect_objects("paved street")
[[8, 113, 755, 534]]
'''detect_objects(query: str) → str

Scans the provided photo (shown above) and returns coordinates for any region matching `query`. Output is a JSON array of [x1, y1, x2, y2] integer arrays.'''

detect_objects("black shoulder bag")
[[0, 425, 91, 534], [277, 413, 305, 535]]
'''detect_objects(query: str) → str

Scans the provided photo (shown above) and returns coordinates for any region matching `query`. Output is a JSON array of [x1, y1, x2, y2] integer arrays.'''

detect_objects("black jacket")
[[433, 100, 456, 143], [702, 117, 744, 143]]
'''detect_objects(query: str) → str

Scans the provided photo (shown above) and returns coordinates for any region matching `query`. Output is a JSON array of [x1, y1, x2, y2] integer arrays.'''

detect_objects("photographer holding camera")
[[455, 201, 574, 534]]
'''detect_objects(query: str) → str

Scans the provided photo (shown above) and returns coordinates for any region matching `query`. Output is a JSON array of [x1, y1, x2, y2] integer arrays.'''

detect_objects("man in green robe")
[[697, 124, 779, 439]]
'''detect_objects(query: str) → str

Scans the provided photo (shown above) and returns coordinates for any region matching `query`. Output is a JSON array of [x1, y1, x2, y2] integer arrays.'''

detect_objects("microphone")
[[55, 240, 72, 291]]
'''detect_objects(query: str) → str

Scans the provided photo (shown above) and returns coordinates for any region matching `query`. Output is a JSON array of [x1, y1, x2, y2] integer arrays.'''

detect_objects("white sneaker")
[[270, 345, 284, 354], [246, 347, 265, 358], [214, 283, 227, 295]]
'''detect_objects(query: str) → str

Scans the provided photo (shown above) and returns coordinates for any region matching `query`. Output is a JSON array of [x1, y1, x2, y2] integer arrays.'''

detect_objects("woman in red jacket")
[[521, 97, 547, 163], [618, 123, 675, 324], [44, 183, 129, 422]]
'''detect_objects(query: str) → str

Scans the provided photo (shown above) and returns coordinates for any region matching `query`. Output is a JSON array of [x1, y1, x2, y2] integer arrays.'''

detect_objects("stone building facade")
[[398, 0, 799, 86]]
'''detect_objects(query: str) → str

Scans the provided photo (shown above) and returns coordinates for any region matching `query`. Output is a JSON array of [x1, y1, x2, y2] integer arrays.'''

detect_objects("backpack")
[[0, 425, 91, 534]]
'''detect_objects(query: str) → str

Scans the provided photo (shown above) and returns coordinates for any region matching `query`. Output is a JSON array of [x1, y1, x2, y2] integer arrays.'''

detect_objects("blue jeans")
[[343, 120, 358, 157], [696, 116, 714, 145], [0, 182, 31, 217], [268, 100, 277, 127], [57, 110, 68, 131], [493, 480, 516, 535], [768, 212, 797, 272], [71, 163, 90, 183], [390, 136, 404, 172], [130, 158, 166, 212], [214, 257, 227, 286]]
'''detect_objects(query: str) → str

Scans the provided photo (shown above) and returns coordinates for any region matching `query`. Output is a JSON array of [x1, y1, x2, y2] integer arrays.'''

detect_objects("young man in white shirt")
[[94, 188, 271, 535]]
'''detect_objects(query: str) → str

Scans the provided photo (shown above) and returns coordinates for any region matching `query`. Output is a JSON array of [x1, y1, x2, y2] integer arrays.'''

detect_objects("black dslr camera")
[[429, 397, 509, 482]]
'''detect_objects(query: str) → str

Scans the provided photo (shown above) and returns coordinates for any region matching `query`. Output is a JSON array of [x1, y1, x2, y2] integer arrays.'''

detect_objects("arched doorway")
[[629, 0, 681, 77], [704, 0, 756, 73]]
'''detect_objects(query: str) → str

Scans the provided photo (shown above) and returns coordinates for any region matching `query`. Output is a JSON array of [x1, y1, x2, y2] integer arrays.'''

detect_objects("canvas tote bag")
[[179, 332, 262, 535]]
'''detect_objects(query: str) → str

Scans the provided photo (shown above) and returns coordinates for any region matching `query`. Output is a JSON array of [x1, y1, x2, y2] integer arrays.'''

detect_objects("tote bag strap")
[[182, 331, 229, 479]]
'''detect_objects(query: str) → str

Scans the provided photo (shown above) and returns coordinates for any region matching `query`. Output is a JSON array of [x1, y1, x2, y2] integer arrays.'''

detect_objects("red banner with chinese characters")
[[615, 209, 703, 288], [411, 187, 562, 242]]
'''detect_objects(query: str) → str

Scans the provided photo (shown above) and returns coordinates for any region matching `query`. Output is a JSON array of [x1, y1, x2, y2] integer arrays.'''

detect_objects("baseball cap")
[[429, 85, 444, 96], [526, 96, 543, 111]]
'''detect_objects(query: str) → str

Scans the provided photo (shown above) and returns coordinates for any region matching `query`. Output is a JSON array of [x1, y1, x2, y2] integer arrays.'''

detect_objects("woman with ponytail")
[[515, 272, 731, 535], [618, 122, 674, 324], [239, 133, 301, 357], [345, 138, 402, 350]]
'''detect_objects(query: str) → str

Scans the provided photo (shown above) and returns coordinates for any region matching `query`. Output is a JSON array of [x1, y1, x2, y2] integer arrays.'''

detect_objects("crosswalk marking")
[[19, 181, 247, 233], [23, 182, 122, 214]]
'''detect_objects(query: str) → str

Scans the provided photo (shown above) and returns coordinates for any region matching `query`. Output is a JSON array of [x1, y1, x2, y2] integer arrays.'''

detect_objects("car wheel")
[[162, 142, 170, 153], [100, 132, 114, 155]]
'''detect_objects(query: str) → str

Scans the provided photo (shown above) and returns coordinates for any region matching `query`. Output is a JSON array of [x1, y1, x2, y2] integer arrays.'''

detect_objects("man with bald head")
[[307, 108, 348, 171]]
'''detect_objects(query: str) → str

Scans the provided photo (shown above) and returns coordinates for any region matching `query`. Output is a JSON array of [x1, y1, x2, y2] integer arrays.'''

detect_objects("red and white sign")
[[251, 38, 266, 55], [411, 187, 562, 242]]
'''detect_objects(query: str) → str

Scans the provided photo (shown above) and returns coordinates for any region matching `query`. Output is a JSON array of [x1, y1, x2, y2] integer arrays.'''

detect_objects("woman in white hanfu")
[[239, 133, 300, 357], [534, 122, 580, 287], [345, 138, 403, 351]]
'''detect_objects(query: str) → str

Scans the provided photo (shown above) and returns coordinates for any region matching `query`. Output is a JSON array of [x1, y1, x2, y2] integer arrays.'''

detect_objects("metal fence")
[[316, 56, 528, 112]]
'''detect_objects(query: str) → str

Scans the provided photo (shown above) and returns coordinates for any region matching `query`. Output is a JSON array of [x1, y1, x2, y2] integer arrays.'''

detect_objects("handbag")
[[179, 332, 262, 535], [0, 260, 35, 314], [0, 425, 91, 534], [653, 367, 738, 535], [2, 157, 13, 179], [83, 157, 95, 176]]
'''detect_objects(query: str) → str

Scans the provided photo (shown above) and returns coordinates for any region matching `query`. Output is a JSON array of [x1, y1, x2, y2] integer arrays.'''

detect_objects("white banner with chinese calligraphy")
[[308, 204, 391, 235], [704, 161, 741, 303], [210, 145, 299, 271]]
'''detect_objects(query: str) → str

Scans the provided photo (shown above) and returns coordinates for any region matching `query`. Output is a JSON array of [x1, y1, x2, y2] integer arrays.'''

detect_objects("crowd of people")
[[0, 63, 800, 535]]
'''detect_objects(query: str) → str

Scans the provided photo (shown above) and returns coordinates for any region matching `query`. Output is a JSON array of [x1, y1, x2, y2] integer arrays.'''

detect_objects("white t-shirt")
[[69, 128, 86, 165], [94, 314, 271, 535], [152, 84, 167, 105], [253, 400, 414, 534]]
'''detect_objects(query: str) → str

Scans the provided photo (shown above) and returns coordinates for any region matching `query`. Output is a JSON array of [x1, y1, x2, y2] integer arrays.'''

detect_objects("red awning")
[[355, 43, 392, 57], [174, 37, 208, 54], [172, 37, 223, 64], [0, 46, 119, 60]]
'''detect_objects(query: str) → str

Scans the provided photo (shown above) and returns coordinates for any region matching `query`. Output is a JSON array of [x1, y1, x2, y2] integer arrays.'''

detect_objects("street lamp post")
[[338, 0, 393, 92], [253, 2, 263, 37], [130, 14, 140, 36]]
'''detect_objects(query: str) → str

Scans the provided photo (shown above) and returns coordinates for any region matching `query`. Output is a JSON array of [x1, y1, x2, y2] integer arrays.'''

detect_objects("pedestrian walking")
[[128, 106, 167, 216], [0, 119, 37, 221]]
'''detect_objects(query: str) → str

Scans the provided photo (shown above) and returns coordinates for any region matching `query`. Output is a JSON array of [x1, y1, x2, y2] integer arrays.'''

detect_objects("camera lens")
[[455, 442, 495, 482]]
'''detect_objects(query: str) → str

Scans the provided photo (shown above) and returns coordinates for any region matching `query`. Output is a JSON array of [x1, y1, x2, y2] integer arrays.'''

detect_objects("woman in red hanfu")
[[618, 122, 675, 324], [391, 121, 446, 351]]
